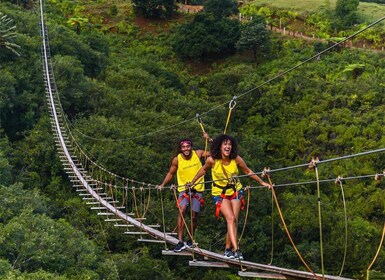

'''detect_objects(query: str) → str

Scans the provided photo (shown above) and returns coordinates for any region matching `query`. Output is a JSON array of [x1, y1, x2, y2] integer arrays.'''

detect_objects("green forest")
[[1, 0, 385, 279]]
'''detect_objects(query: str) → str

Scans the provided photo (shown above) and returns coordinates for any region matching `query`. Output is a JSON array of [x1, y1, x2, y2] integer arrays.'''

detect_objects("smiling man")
[[157, 134, 210, 252]]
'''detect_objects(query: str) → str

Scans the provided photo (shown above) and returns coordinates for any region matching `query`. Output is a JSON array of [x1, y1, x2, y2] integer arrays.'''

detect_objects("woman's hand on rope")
[[262, 181, 272, 189], [156, 184, 164, 191]]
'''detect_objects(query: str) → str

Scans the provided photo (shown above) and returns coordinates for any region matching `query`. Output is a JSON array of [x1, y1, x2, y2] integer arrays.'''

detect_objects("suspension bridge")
[[38, 0, 385, 279]]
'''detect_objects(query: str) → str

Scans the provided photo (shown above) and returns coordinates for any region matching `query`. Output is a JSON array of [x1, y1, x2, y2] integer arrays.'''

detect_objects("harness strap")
[[176, 190, 205, 208], [214, 184, 245, 218]]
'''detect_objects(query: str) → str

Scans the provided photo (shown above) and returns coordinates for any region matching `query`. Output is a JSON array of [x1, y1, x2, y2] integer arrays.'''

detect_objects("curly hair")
[[210, 134, 238, 160]]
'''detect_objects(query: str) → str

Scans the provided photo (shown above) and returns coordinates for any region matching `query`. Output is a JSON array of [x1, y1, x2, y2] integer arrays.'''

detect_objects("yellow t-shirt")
[[211, 159, 242, 196], [177, 150, 204, 192]]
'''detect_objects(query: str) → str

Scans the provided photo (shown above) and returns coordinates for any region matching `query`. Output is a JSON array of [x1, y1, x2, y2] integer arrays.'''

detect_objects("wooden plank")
[[238, 271, 287, 279], [113, 224, 134, 227], [137, 238, 165, 244], [123, 231, 148, 235], [162, 250, 192, 256], [189, 261, 231, 268]]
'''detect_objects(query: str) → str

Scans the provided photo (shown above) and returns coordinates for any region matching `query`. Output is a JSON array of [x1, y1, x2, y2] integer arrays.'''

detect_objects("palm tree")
[[0, 12, 20, 56]]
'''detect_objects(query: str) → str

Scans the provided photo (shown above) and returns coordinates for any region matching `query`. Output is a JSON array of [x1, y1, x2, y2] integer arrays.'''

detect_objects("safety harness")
[[214, 161, 245, 218], [176, 188, 205, 209], [214, 183, 245, 218]]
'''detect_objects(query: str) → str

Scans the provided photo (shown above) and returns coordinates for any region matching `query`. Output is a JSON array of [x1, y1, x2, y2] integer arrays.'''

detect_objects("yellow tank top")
[[177, 150, 204, 192], [211, 159, 242, 196]]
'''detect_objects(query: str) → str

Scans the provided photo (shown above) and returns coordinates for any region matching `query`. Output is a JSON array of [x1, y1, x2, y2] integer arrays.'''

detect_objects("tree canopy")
[[132, 0, 177, 19], [1, 0, 385, 278]]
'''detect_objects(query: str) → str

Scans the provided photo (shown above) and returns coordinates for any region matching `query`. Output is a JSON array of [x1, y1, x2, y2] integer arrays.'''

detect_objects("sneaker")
[[234, 250, 244, 260], [186, 240, 193, 248], [223, 248, 234, 259], [173, 241, 186, 252]]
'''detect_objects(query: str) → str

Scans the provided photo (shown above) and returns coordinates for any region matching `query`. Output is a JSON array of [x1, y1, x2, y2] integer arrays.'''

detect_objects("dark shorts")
[[213, 189, 244, 205]]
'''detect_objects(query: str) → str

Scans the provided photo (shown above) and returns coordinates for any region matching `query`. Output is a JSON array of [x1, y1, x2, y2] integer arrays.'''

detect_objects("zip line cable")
[[236, 15, 385, 101], [64, 16, 385, 143]]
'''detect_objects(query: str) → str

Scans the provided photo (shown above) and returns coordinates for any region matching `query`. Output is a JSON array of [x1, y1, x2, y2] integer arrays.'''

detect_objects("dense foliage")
[[132, 0, 177, 19], [335, 0, 360, 28], [1, 0, 385, 279]]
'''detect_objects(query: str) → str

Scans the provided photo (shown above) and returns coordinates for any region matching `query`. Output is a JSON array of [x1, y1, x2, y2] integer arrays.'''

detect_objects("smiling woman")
[[189, 134, 271, 260]]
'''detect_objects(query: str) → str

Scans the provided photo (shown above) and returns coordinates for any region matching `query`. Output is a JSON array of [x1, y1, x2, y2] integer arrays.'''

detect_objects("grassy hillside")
[[250, 0, 385, 21]]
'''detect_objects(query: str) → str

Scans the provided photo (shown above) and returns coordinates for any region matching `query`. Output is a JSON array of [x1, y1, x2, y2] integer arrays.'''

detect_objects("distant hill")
[[250, 0, 385, 21]]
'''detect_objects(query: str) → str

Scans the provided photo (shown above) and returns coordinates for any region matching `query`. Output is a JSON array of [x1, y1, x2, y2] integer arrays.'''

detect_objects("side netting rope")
[[237, 185, 251, 270], [366, 170, 385, 279], [265, 173, 321, 280], [263, 168, 275, 265], [188, 186, 196, 260], [159, 190, 169, 250], [309, 158, 325, 279], [366, 223, 385, 279], [335, 176, 348, 276], [366, 170, 385, 280], [237, 186, 251, 247], [171, 185, 194, 242], [171, 184, 206, 257]]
